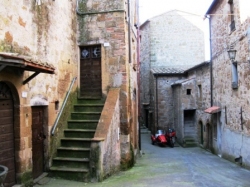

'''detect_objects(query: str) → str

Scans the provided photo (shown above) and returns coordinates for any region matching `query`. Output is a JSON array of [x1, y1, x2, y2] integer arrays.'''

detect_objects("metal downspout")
[[135, 0, 141, 151], [156, 75, 159, 131], [128, 0, 131, 63], [208, 16, 213, 106]]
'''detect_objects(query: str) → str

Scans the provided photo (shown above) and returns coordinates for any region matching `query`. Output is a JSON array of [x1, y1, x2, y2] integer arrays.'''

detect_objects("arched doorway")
[[199, 121, 204, 145], [0, 82, 17, 187], [206, 123, 213, 151]]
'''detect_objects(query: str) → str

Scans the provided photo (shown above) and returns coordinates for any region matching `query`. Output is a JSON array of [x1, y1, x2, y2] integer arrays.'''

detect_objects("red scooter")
[[151, 128, 176, 148]]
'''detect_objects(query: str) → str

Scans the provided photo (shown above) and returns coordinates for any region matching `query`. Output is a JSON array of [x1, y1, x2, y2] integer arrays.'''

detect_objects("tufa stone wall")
[[77, 0, 139, 171], [139, 10, 205, 128], [0, 0, 78, 184], [208, 0, 250, 167]]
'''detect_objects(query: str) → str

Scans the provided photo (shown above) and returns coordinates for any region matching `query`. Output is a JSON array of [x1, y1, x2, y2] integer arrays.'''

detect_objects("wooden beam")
[[0, 65, 6, 72], [23, 72, 40, 85]]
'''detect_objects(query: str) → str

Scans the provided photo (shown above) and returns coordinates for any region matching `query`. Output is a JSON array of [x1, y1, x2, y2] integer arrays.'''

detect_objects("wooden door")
[[32, 107, 44, 179], [200, 122, 204, 145], [0, 82, 16, 187], [80, 45, 102, 98]]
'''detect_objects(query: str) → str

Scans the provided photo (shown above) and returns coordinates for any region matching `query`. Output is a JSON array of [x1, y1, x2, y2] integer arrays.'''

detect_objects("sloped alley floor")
[[35, 133, 250, 187]]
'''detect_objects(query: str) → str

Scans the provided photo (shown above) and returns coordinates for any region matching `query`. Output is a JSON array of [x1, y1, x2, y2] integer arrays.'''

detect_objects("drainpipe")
[[135, 0, 141, 151], [127, 0, 131, 63], [208, 15, 213, 106], [155, 75, 159, 131]]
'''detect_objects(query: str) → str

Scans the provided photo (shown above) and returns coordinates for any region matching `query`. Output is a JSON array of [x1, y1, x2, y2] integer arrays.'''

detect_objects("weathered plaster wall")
[[209, 0, 250, 167], [0, 0, 78, 107], [0, 0, 78, 184]]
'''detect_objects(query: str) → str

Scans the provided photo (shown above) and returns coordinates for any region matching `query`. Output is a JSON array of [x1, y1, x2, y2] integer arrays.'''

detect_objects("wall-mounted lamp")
[[227, 48, 237, 64]]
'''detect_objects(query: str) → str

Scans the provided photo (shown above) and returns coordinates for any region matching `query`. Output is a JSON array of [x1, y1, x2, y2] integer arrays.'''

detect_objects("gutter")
[[205, 0, 219, 15]]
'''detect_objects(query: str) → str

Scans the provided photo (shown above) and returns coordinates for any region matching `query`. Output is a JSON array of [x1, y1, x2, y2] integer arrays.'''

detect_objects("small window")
[[80, 45, 101, 59], [198, 85, 202, 100], [55, 100, 59, 110], [187, 89, 191, 95]]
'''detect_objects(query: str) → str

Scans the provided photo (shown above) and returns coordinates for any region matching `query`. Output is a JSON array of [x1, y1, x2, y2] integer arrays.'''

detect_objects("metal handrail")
[[51, 77, 77, 136]]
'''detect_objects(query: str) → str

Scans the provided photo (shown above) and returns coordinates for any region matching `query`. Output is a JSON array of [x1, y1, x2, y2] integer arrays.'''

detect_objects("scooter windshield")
[[156, 130, 165, 135]]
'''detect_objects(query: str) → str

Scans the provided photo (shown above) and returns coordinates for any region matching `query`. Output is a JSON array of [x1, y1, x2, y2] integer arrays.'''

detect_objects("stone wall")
[[139, 21, 151, 120], [149, 10, 204, 67], [208, 0, 250, 167], [139, 10, 205, 128], [0, 0, 78, 184], [90, 88, 121, 181], [0, 0, 139, 184], [77, 0, 139, 169], [160, 63, 211, 146]]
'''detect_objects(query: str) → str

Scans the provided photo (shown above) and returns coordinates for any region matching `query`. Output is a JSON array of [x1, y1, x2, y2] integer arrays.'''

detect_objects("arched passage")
[[198, 121, 204, 145]]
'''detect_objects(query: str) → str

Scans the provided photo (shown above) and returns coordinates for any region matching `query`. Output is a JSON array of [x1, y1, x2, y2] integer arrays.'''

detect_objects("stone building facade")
[[205, 0, 250, 168], [139, 10, 205, 127], [149, 62, 211, 147], [141, 0, 250, 169], [0, 0, 139, 186]]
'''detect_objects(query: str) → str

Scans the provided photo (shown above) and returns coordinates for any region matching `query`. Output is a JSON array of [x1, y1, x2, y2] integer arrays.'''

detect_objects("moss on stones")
[[120, 143, 135, 171]]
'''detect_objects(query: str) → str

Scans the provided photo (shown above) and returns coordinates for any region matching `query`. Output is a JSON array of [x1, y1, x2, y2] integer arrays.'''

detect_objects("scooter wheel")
[[169, 140, 174, 148], [151, 140, 155, 145]]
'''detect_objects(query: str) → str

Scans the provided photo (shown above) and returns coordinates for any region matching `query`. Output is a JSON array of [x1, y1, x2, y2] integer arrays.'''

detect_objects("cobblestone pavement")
[[35, 133, 250, 187]]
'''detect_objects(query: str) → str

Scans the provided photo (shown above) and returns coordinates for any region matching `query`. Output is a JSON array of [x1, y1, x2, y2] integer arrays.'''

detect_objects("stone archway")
[[0, 81, 20, 187]]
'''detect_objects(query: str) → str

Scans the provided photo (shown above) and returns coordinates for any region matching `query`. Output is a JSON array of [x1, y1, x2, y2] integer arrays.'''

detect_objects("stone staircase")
[[49, 98, 105, 182], [183, 120, 197, 148], [183, 136, 198, 147]]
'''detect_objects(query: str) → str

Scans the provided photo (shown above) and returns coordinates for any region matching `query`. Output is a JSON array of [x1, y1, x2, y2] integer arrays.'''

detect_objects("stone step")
[[71, 112, 102, 120], [74, 104, 104, 112], [52, 157, 90, 168], [184, 137, 198, 148], [50, 98, 105, 182], [140, 128, 151, 134], [67, 120, 98, 129], [61, 138, 92, 148], [57, 147, 90, 158], [76, 99, 105, 104], [64, 129, 95, 138], [49, 166, 89, 182]]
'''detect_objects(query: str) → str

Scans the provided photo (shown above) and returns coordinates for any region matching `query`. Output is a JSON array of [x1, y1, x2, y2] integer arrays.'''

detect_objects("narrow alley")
[[35, 132, 250, 187]]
